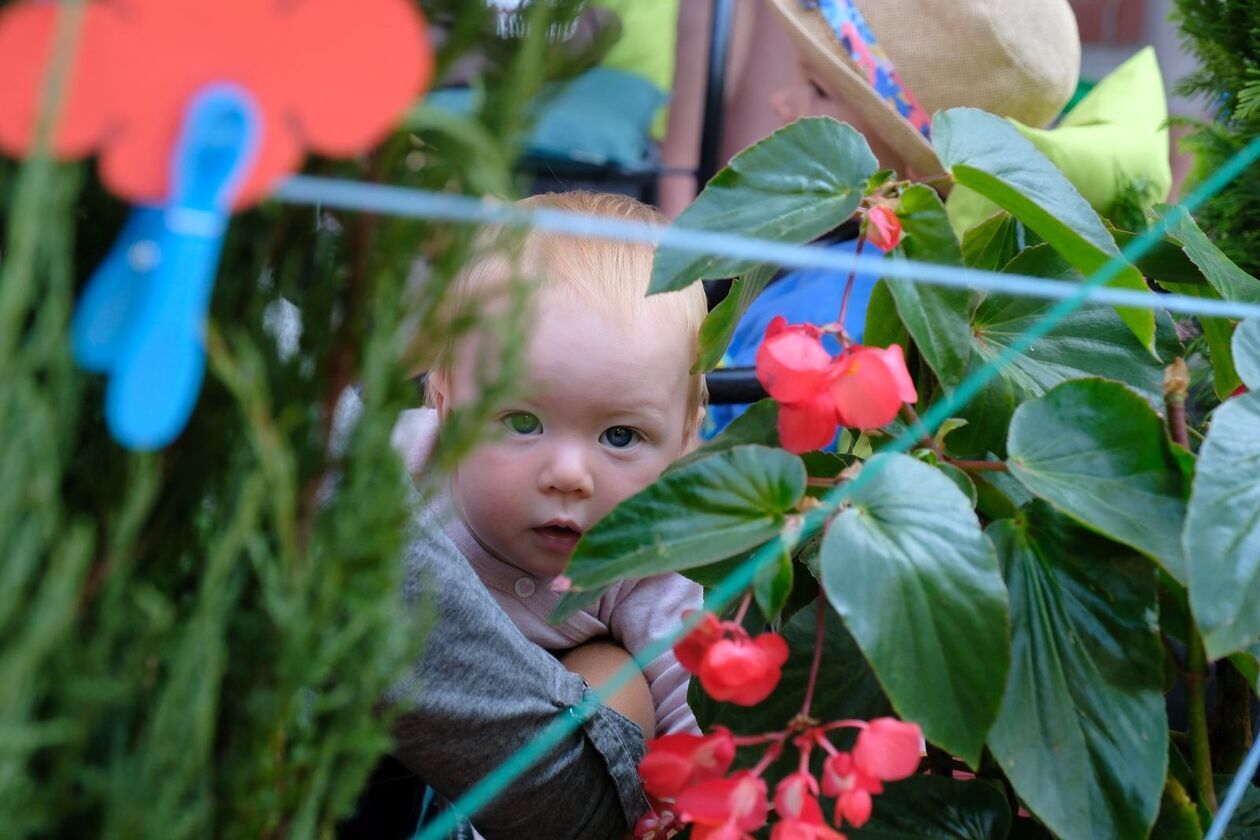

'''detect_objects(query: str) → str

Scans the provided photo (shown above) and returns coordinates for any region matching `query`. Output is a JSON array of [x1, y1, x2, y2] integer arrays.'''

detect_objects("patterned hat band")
[[805, 0, 933, 140]]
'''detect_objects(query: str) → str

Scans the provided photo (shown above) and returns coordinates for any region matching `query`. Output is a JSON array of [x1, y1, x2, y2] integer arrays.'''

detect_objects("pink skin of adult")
[[430, 289, 703, 579]]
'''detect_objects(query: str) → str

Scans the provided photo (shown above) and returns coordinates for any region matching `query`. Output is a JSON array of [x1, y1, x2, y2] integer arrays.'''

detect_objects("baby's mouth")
[[532, 522, 583, 552]]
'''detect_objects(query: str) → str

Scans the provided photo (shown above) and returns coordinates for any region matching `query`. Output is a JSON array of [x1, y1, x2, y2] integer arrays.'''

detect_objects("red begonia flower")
[[692, 825, 756, 840], [821, 753, 881, 828], [0, 0, 433, 207], [829, 344, 918, 430], [677, 771, 769, 835], [852, 718, 924, 781], [697, 632, 790, 706], [864, 206, 903, 252], [771, 818, 847, 840], [756, 316, 834, 404], [773, 771, 822, 822], [777, 393, 841, 454], [639, 728, 737, 800], [675, 610, 726, 673]]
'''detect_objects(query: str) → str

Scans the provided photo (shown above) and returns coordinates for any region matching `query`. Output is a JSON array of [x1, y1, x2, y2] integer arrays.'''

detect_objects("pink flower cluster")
[[756, 317, 918, 453]]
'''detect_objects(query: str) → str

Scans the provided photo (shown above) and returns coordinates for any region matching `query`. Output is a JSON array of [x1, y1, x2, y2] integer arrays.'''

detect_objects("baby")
[[394, 191, 706, 736]]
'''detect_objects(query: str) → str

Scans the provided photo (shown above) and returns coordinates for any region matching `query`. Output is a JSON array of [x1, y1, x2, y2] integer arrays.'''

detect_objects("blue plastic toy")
[[71, 83, 261, 450]]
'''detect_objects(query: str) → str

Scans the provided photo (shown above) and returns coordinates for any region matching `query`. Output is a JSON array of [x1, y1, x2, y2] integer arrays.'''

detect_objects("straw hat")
[[766, 0, 1081, 175]]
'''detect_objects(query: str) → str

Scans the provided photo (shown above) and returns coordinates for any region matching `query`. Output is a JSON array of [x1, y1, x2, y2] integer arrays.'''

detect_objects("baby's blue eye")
[[504, 412, 541, 435], [601, 426, 639, 449]]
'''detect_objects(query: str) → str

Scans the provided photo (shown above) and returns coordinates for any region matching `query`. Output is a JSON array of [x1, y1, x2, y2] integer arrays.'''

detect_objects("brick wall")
[[1069, 0, 1146, 44]]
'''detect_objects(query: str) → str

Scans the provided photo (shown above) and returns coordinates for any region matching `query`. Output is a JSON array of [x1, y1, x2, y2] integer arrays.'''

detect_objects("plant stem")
[[837, 234, 867, 338], [732, 591, 753, 625], [1187, 630, 1219, 812], [800, 599, 827, 718], [900, 405, 939, 454], [1164, 359, 1190, 448]]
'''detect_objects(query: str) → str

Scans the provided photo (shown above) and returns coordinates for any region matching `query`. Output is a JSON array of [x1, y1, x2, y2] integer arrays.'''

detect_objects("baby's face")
[[443, 289, 697, 578]]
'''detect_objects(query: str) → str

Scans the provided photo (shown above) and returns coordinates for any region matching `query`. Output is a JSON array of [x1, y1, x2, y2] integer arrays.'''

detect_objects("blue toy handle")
[[78, 83, 261, 450]]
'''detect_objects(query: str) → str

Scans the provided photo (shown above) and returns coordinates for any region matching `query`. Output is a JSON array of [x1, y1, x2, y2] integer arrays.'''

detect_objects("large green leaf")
[[1186, 391, 1260, 659], [1154, 205, 1260, 303], [1008, 379, 1191, 581], [651, 117, 877, 293], [863, 280, 910, 349], [961, 212, 1023, 271], [850, 777, 1012, 840], [886, 184, 977, 387], [1235, 318, 1260, 388], [1215, 775, 1260, 838], [933, 108, 1155, 350], [947, 246, 1168, 456], [986, 503, 1165, 840], [565, 445, 805, 589], [820, 454, 1009, 765], [693, 263, 778, 373]]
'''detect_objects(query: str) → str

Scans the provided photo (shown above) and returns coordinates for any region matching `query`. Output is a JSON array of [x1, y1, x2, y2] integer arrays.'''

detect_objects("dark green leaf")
[[693, 263, 778, 373], [961, 212, 1022, 271], [1236, 318, 1260, 388], [1186, 392, 1260, 659], [850, 777, 1012, 840], [821, 454, 1009, 765], [938, 463, 978, 509], [864, 280, 910, 349], [1111, 226, 1210, 287], [1154, 205, 1260, 303], [1216, 776, 1260, 839], [933, 108, 1155, 350], [887, 184, 977, 386], [1151, 777, 1206, 840], [948, 245, 1167, 456], [669, 399, 779, 474], [986, 503, 1165, 840], [753, 549, 794, 622], [1008, 379, 1191, 581], [651, 117, 877, 293], [690, 599, 890, 756], [565, 445, 805, 589]]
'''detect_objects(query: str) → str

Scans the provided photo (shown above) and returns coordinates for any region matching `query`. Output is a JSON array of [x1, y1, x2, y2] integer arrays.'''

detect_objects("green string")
[[414, 132, 1260, 840]]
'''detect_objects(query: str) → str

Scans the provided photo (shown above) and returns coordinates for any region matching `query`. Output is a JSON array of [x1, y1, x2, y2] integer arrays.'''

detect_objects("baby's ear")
[[426, 370, 451, 418], [682, 405, 707, 454]]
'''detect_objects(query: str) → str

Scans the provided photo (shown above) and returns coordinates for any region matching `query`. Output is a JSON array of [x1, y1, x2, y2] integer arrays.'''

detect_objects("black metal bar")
[[704, 366, 766, 405], [697, 0, 735, 190]]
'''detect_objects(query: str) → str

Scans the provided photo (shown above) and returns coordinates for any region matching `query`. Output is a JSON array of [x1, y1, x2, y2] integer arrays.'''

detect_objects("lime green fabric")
[[947, 47, 1173, 237], [592, 0, 679, 138]]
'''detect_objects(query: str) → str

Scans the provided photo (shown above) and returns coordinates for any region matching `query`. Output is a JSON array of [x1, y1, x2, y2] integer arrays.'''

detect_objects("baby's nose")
[[538, 442, 594, 498]]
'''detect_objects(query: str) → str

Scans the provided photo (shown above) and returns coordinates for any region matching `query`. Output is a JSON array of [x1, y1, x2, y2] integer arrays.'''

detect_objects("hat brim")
[[766, 0, 942, 177]]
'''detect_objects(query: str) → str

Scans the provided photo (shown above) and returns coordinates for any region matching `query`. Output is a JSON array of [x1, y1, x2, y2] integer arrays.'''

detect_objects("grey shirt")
[[387, 502, 649, 839]]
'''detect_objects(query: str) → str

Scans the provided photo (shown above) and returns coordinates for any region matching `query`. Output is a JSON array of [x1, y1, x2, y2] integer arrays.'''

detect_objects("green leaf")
[[851, 777, 1012, 840], [753, 549, 794, 623], [689, 599, 891, 758], [565, 445, 805, 589], [669, 399, 779, 474], [820, 454, 1009, 765], [651, 117, 877, 293], [1236, 318, 1260, 388], [1215, 776, 1260, 838], [1154, 204, 1260, 303], [986, 504, 1165, 840], [933, 108, 1155, 350], [1151, 777, 1204, 840], [1008, 379, 1191, 581], [938, 462, 978, 509], [886, 184, 977, 387], [1110, 226, 1210, 287], [864, 280, 910, 349], [961, 212, 1023, 271], [693, 263, 778, 373], [948, 246, 1168, 456], [1186, 392, 1260, 659]]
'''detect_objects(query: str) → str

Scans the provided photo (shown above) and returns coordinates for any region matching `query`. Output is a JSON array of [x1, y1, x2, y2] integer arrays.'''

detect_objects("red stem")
[[837, 234, 868, 342], [800, 599, 827, 717], [750, 741, 785, 777], [732, 591, 753, 625]]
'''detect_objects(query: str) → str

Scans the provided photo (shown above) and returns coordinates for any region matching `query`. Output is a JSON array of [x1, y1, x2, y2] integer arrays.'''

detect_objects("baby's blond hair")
[[430, 191, 709, 435]]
